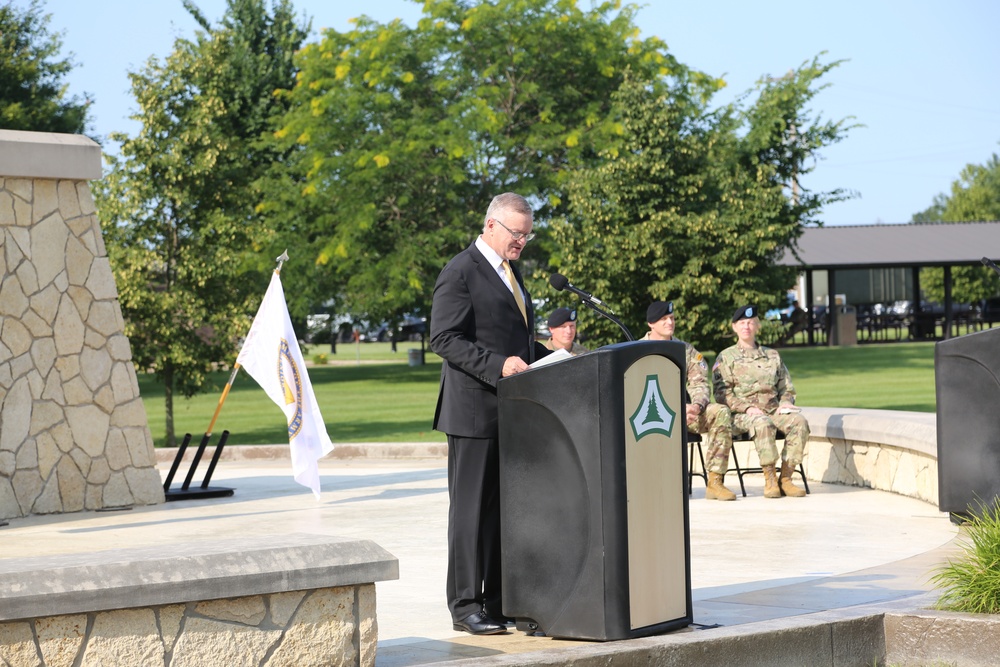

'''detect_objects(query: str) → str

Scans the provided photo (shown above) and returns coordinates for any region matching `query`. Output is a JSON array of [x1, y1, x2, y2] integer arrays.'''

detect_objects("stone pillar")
[[0, 129, 165, 519]]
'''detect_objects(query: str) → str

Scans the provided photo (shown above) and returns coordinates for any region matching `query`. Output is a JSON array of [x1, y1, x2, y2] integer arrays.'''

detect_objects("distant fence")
[[768, 307, 999, 346]]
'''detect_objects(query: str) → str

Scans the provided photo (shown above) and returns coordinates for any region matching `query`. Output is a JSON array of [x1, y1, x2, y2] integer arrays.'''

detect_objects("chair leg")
[[798, 462, 810, 494], [688, 439, 707, 495], [729, 445, 748, 497], [724, 434, 808, 497]]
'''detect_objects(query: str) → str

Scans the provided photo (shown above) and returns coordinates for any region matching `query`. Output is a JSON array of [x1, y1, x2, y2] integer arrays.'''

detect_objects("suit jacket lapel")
[[469, 243, 528, 323], [508, 260, 533, 326], [509, 261, 537, 362]]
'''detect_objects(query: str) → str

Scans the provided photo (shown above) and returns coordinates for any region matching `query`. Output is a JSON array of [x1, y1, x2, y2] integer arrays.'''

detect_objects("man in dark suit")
[[430, 192, 550, 635]]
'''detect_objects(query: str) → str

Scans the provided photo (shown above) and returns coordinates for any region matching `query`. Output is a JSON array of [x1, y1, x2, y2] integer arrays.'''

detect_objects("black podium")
[[935, 327, 1000, 520], [497, 340, 692, 640]]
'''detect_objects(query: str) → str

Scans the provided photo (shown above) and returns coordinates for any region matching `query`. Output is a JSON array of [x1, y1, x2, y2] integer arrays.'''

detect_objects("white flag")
[[236, 271, 334, 498]]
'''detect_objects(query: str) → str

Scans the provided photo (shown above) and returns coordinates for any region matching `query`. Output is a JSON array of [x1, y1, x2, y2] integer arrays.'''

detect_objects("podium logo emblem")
[[629, 374, 676, 441]]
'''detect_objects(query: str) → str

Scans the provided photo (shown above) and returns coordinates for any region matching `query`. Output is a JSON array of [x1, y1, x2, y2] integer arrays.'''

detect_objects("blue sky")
[[37, 0, 1000, 226]]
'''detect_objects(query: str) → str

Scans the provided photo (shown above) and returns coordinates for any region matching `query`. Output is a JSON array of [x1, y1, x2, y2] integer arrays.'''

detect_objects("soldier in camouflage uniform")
[[713, 305, 809, 499], [644, 301, 736, 501], [543, 307, 589, 355]]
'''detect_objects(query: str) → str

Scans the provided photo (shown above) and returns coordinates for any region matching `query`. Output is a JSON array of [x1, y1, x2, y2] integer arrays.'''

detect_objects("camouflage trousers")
[[730, 411, 810, 467], [688, 403, 733, 475]]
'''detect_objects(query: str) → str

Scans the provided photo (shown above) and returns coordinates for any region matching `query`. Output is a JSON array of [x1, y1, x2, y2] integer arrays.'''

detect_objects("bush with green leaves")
[[931, 498, 1000, 614], [550, 58, 856, 352]]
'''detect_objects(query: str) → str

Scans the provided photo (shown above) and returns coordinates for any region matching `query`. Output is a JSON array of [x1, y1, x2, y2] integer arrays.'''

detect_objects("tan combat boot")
[[705, 472, 736, 501], [761, 464, 782, 498], [780, 462, 807, 497]]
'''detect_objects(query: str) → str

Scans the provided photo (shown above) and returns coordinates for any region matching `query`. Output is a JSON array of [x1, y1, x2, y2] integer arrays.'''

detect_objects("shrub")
[[931, 497, 1000, 614], [312, 353, 329, 366], [756, 318, 787, 346]]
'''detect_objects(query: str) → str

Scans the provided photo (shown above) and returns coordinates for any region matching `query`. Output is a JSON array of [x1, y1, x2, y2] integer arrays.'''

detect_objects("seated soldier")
[[713, 305, 810, 499], [644, 300, 736, 501], [543, 307, 589, 355]]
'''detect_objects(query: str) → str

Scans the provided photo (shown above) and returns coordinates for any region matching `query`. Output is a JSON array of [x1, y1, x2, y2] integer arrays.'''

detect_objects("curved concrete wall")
[[801, 407, 938, 505]]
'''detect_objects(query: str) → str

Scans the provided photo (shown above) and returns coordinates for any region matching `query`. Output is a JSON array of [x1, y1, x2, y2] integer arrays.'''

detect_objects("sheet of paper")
[[528, 348, 573, 369]]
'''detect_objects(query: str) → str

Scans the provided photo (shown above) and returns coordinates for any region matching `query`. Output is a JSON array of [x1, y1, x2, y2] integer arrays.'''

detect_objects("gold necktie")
[[502, 260, 528, 326]]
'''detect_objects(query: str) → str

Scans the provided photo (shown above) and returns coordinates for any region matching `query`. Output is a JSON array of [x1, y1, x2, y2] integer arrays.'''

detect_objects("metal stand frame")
[[163, 430, 234, 501]]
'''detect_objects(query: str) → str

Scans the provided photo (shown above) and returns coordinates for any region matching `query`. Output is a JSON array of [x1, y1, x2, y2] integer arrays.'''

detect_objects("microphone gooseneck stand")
[[581, 299, 635, 342], [549, 273, 635, 342]]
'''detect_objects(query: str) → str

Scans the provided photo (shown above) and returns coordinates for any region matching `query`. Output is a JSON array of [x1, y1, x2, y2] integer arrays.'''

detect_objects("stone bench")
[[799, 407, 938, 505], [0, 533, 398, 667]]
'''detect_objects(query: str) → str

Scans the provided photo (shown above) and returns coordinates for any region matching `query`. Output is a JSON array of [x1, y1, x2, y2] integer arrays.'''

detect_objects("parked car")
[[396, 315, 427, 341], [307, 311, 427, 344], [982, 297, 1000, 323]]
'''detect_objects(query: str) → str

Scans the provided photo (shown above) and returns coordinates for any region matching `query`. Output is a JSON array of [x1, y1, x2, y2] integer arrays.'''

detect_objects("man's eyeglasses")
[[492, 217, 536, 243]]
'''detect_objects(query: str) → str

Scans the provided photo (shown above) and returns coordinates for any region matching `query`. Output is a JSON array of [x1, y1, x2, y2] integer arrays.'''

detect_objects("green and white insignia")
[[629, 374, 676, 441]]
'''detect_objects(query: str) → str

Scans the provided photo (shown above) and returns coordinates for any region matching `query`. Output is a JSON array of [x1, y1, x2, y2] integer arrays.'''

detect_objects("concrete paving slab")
[[0, 451, 961, 667]]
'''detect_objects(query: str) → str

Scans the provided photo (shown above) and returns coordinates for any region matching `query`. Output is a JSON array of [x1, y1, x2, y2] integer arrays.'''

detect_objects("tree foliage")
[[260, 0, 695, 324], [94, 0, 308, 445], [550, 57, 855, 353], [0, 0, 91, 134], [913, 151, 1000, 305]]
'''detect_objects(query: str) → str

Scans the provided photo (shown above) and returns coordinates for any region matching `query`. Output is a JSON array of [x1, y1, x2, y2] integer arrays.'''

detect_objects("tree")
[[913, 151, 1000, 306], [260, 0, 692, 325], [0, 0, 91, 134], [550, 57, 855, 352], [95, 0, 309, 446]]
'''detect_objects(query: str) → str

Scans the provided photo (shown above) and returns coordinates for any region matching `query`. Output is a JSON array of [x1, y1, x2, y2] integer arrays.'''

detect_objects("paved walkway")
[[0, 449, 960, 666]]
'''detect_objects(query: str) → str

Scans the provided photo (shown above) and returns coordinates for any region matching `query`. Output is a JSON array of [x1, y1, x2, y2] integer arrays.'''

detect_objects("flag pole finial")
[[275, 250, 290, 274]]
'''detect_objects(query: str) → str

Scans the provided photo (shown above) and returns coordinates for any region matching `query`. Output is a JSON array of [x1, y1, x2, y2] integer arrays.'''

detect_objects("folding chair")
[[686, 432, 707, 495], [728, 430, 810, 497]]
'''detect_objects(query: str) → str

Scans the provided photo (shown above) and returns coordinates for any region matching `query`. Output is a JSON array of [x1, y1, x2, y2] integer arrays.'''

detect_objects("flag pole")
[[205, 250, 289, 437]]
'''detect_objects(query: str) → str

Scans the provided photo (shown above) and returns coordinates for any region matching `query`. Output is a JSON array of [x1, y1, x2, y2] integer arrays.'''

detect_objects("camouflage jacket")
[[542, 339, 589, 356], [643, 333, 711, 409], [712, 343, 797, 414]]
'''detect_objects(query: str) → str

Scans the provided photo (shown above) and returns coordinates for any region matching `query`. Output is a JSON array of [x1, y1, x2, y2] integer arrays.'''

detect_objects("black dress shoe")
[[453, 611, 507, 635]]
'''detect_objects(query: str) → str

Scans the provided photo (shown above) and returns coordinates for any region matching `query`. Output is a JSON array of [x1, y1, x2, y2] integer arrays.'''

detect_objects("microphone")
[[549, 273, 606, 306], [982, 257, 1000, 278]]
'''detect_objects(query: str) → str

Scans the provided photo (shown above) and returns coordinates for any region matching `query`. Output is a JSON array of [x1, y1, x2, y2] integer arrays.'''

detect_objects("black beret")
[[547, 307, 577, 328], [732, 305, 759, 322], [646, 301, 674, 323]]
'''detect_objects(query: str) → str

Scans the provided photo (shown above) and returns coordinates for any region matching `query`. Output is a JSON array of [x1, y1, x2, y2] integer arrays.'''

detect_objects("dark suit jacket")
[[430, 242, 549, 438]]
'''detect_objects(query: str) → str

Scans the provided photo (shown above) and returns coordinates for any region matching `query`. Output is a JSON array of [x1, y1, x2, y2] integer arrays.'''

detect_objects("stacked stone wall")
[[0, 585, 376, 667], [0, 160, 164, 518]]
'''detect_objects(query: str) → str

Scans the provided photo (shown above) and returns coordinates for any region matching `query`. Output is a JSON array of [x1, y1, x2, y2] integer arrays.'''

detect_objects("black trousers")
[[446, 434, 502, 622]]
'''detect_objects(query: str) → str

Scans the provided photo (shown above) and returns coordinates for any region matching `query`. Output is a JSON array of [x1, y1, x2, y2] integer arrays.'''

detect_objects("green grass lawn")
[[138, 341, 938, 447], [778, 342, 936, 413], [138, 342, 445, 446]]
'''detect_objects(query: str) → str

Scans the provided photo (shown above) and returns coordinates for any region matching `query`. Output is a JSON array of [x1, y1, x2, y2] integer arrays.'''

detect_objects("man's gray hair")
[[483, 192, 533, 232]]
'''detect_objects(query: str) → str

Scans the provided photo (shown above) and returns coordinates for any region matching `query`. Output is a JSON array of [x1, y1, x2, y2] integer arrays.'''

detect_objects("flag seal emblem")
[[278, 338, 304, 439]]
